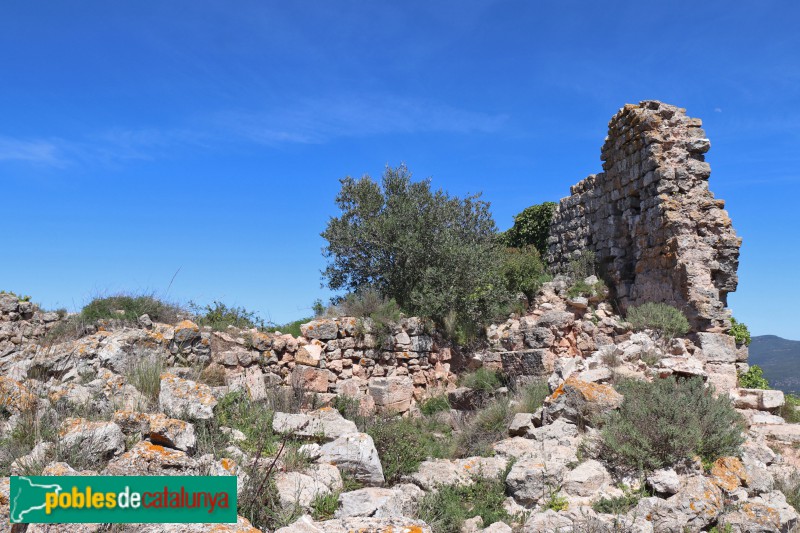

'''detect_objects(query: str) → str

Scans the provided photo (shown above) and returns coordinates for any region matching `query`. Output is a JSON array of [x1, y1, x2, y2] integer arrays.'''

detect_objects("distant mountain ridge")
[[749, 335, 800, 394]]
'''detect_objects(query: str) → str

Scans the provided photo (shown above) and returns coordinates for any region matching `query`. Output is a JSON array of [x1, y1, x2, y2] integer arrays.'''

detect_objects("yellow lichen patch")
[[147, 330, 166, 343], [0, 376, 37, 414], [711, 456, 749, 492], [219, 457, 237, 473], [546, 376, 622, 406], [741, 502, 781, 528], [58, 418, 110, 438], [175, 319, 200, 333]]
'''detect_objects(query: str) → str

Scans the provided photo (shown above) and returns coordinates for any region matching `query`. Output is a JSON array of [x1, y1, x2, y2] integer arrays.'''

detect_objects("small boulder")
[[300, 319, 339, 340], [646, 468, 681, 495], [158, 373, 217, 420], [272, 408, 357, 441], [319, 433, 384, 486], [59, 418, 125, 459]]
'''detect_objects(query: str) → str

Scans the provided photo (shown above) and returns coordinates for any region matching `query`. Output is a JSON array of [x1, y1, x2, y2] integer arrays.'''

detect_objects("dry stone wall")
[[547, 101, 741, 332]]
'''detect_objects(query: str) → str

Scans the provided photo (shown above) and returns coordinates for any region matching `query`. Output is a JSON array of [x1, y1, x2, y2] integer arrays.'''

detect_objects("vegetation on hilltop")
[[321, 164, 553, 343]]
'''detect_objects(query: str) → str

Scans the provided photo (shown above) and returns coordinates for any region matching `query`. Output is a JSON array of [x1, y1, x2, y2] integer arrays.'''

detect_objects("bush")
[[459, 368, 504, 392], [0, 290, 31, 302], [738, 365, 770, 390], [516, 379, 550, 413], [416, 476, 511, 533], [592, 485, 649, 514], [310, 491, 339, 520], [81, 294, 182, 324], [212, 390, 277, 454], [364, 416, 455, 484], [730, 317, 751, 346], [780, 394, 800, 424], [544, 491, 569, 511], [420, 394, 451, 416], [600, 377, 744, 472], [456, 380, 549, 457], [501, 201, 556, 257], [266, 318, 310, 338], [776, 474, 800, 513], [626, 302, 690, 341], [569, 250, 598, 281], [502, 246, 550, 301], [321, 164, 511, 335], [189, 300, 265, 331], [335, 288, 403, 341], [124, 351, 164, 410]]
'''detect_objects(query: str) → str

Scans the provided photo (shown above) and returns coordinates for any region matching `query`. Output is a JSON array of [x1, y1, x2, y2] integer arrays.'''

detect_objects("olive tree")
[[321, 164, 510, 332]]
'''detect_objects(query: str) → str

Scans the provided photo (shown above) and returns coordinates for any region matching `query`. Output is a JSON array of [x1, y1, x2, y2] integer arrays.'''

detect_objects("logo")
[[10, 476, 237, 524]]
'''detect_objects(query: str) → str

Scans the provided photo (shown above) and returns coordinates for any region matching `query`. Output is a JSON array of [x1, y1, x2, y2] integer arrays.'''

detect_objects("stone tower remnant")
[[547, 101, 741, 332]]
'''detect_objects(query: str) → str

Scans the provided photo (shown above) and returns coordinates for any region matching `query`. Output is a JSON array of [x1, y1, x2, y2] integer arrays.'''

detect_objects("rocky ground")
[[1, 282, 799, 532]]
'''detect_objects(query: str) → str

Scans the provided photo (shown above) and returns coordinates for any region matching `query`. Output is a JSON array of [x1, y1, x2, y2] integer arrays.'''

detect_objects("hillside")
[[750, 335, 800, 394]]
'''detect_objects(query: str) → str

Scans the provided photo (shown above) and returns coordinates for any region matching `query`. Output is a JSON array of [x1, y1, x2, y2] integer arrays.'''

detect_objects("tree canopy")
[[321, 164, 510, 330]]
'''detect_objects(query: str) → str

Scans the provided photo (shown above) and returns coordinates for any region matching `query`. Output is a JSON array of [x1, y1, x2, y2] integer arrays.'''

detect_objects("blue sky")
[[2, 2, 799, 338]]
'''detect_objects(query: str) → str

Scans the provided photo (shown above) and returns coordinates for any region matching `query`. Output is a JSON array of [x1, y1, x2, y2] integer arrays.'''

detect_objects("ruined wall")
[[547, 101, 741, 332]]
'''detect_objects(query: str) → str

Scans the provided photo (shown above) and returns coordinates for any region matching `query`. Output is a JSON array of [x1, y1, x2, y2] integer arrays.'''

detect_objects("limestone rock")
[[542, 376, 623, 426], [562, 459, 610, 497], [272, 408, 357, 441], [104, 441, 198, 475], [336, 484, 422, 518], [646, 468, 681, 495], [59, 418, 125, 459], [319, 433, 384, 486], [112, 411, 196, 452], [291, 365, 334, 394], [301, 319, 339, 340], [158, 373, 217, 420], [368, 376, 413, 413]]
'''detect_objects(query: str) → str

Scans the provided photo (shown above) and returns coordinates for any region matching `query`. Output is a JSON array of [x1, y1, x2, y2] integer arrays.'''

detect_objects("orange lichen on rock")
[[0, 376, 36, 414], [711, 456, 749, 492], [547, 376, 622, 407]]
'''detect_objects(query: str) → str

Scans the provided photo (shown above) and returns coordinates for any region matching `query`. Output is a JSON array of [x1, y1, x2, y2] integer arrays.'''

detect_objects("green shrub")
[[124, 351, 164, 410], [626, 302, 690, 341], [776, 474, 800, 513], [780, 394, 800, 424], [310, 491, 339, 520], [566, 279, 607, 299], [420, 394, 451, 416], [266, 318, 310, 338], [738, 365, 770, 390], [365, 416, 455, 484], [544, 491, 569, 511], [569, 250, 598, 281], [213, 390, 277, 454], [332, 394, 362, 421], [416, 476, 511, 533], [189, 300, 265, 330], [336, 289, 403, 341], [322, 164, 511, 336], [81, 294, 182, 324], [456, 398, 512, 457], [592, 485, 648, 514], [730, 317, 751, 346], [600, 377, 744, 472], [501, 246, 550, 301], [516, 379, 550, 413], [459, 368, 504, 392], [456, 380, 549, 458], [500, 201, 556, 257], [0, 290, 32, 302]]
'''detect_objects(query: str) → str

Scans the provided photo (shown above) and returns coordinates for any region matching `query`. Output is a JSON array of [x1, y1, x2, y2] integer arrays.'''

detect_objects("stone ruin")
[[547, 100, 742, 333]]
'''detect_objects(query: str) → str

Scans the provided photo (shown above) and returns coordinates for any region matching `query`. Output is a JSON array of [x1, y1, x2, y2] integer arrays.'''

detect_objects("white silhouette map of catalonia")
[[10, 477, 63, 523]]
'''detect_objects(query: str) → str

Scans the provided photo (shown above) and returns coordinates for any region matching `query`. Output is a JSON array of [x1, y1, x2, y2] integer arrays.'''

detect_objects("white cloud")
[[0, 137, 65, 167]]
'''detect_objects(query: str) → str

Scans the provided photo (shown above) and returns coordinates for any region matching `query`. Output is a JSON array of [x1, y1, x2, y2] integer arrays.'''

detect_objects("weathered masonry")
[[547, 101, 741, 332]]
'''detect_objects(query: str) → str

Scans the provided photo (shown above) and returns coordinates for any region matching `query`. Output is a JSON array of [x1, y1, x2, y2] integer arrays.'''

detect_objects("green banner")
[[10, 476, 237, 524]]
